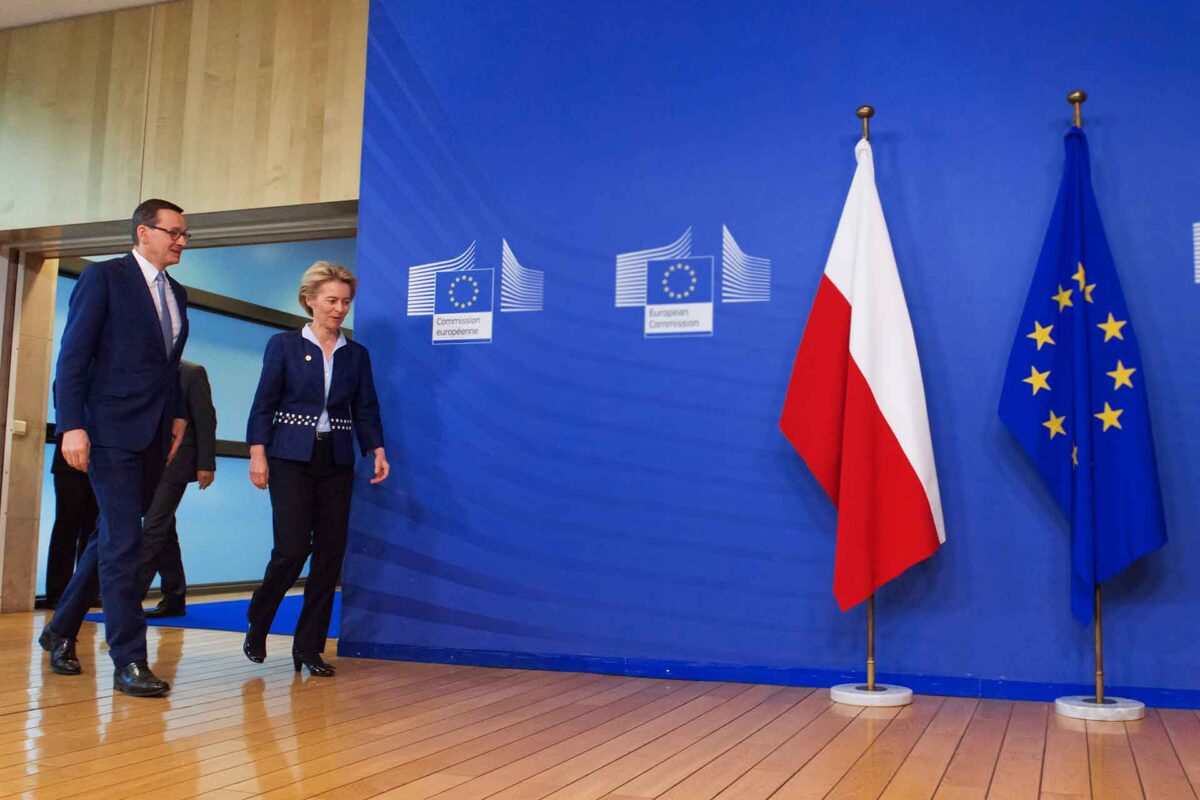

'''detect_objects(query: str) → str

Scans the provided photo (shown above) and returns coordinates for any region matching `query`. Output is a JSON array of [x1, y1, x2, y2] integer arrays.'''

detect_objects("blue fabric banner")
[[999, 128, 1167, 622]]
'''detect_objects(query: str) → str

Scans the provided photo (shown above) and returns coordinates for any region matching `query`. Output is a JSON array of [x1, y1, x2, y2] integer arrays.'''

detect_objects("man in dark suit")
[[140, 360, 217, 618], [40, 198, 191, 698], [42, 437, 99, 609]]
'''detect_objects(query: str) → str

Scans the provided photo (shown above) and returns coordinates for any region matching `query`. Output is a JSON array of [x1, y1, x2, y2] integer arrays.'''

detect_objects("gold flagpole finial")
[[1067, 90, 1087, 128], [857, 105, 875, 141]]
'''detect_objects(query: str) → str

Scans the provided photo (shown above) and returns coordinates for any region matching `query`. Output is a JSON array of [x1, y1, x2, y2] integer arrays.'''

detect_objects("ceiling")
[[0, 1, 171, 31]]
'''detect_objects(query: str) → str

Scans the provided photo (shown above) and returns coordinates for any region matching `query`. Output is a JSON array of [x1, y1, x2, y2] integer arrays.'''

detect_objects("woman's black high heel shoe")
[[293, 652, 336, 677], [243, 626, 267, 663]]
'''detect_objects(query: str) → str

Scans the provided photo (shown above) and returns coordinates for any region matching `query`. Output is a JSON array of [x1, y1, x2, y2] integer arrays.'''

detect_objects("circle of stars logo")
[[448, 274, 480, 309], [661, 262, 698, 300], [1017, 261, 1140, 469]]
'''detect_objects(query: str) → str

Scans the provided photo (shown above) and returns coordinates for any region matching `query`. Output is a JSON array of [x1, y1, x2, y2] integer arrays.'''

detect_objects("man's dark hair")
[[131, 199, 184, 244]]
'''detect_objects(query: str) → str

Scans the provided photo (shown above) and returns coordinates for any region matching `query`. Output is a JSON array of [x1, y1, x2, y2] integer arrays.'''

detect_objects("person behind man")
[[244, 261, 388, 677], [42, 434, 99, 609], [39, 198, 191, 698], [140, 360, 217, 618]]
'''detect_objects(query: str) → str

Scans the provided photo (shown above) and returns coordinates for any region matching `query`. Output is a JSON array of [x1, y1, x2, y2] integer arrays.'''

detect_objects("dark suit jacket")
[[163, 360, 217, 484], [246, 329, 384, 466], [55, 253, 189, 452]]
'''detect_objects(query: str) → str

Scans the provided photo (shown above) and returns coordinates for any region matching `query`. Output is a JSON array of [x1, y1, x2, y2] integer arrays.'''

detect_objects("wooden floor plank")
[[825, 695, 944, 800], [535, 683, 788, 800], [1086, 720, 1144, 800], [243, 678, 675, 799], [628, 688, 828, 800], [0, 609, 1185, 800], [934, 698, 1012, 800], [705, 699, 862, 800], [878, 696, 977, 800], [407, 681, 725, 800], [1041, 711, 1091, 800], [123, 672, 630, 799], [1160, 709, 1200, 796], [987, 700, 1049, 800], [1125, 710, 1196, 800]]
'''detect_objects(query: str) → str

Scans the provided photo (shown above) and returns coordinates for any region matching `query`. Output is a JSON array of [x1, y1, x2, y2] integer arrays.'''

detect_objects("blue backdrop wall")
[[342, 0, 1200, 704]]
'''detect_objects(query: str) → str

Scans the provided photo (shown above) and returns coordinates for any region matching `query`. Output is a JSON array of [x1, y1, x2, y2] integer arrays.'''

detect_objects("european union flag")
[[999, 128, 1167, 623], [434, 269, 494, 314], [646, 257, 714, 305]]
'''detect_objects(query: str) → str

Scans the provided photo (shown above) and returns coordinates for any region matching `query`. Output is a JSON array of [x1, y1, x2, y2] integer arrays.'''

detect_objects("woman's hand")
[[249, 445, 269, 489], [370, 448, 390, 484]]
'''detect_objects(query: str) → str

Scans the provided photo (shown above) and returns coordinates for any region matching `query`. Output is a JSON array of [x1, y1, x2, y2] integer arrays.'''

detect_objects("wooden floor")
[[2, 611, 1197, 799]]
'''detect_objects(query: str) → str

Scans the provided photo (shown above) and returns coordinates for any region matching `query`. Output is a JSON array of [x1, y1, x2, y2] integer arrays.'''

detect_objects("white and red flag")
[[780, 139, 945, 611]]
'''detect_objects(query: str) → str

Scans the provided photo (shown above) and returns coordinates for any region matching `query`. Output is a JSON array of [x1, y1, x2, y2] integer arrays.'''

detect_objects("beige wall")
[[0, 0, 367, 231], [0, 9, 153, 231], [0, 0, 367, 610], [1, 255, 58, 612]]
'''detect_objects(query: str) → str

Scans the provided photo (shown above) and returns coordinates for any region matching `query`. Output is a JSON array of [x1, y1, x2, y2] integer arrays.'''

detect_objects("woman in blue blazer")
[[244, 261, 388, 676]]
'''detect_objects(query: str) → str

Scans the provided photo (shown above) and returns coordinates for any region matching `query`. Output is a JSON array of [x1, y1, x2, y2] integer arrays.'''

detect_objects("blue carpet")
[[84, 592, 340, 638]]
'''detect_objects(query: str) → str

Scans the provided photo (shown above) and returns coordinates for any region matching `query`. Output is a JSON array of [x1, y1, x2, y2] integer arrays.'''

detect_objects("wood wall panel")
[[0, 9, 153, 230], [2, 255, 58, 612], [140, 0, 367, 214]]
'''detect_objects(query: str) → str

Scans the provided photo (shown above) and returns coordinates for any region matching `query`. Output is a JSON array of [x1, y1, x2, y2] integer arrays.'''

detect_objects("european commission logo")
[[644, 258, 714, 337], [407, 240, 545, 345], [433, 269, 495, 344], [615, 226, 771, 338]]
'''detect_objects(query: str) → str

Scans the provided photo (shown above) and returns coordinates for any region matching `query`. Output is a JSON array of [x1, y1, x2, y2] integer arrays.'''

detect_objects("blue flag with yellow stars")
[[998, 127, 1167, 624]]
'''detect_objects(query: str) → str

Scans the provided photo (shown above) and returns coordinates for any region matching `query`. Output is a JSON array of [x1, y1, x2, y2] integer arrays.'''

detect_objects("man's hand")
[[166, 418, 187, 464], [370, 448, 390, 485], [249, 445, 269, 490], [196, 470, 215, 490], [62, 428, 90, 472]]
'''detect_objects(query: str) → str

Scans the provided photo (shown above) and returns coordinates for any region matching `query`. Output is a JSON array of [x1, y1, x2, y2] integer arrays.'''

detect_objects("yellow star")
[[1094, 402, 1124, 432], [1072, 263, 1087, 290], [1106, 360, 1136, 390], [1052, 284, 1074, 312], [1084, 283, 1096, 303], [1023, 366, 1051, 395], [1097, 312, 1127, 342], [1071, 444, 1078, 468], [1027, 321, 1055, 350], [1043, 410, 1067, 439]]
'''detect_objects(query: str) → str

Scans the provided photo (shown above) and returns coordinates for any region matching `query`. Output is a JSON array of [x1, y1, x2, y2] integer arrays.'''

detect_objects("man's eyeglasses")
[[145, 225, 193, 242]]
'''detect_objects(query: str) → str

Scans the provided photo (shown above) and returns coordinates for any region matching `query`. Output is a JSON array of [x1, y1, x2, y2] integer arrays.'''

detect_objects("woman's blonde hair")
[[298, 261, 357, 316]]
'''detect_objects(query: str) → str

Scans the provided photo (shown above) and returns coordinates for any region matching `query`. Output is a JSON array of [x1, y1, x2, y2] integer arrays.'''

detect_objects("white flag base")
[[1055, 695, 1144, 721], [830, 683, 913, 707]]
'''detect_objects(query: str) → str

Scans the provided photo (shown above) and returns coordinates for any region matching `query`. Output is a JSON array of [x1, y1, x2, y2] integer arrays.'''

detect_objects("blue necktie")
[[155, 272, 173, 356]]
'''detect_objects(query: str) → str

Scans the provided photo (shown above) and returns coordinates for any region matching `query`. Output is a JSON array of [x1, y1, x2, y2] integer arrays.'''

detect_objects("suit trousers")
[[139, 477, 189, 606], [50, 434, 165, 667], [247, 437, 352, 656], [45, 471, 99, 605]]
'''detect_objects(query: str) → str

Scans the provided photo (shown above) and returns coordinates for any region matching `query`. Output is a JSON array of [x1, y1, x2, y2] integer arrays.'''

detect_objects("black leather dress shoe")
[[243, 626, 266, 663], [39, 625, 82, 675], [113, 661, 170, 697], [145, 602, 186, 619], [293, 652, 336, 677]]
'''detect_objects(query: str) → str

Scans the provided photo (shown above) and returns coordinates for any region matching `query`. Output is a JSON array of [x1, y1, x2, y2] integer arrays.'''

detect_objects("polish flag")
[[779, 139, 945, 611]]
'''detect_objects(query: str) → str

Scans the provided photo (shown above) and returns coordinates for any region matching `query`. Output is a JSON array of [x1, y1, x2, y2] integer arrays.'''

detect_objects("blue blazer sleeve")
[[55, 265, 109, 432], [352, 346, 385, 455], [246, 334, 286, 446]]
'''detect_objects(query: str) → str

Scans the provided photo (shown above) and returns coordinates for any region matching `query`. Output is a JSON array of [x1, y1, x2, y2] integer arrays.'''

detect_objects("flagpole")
[[1052, 88, 1143, 721], [866, 595, 876, 692], [857, 105, 874, 140], [828, 104, 911, 710], [1094, 584, 1104, 704], [1068, 89, 1087, 127]]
